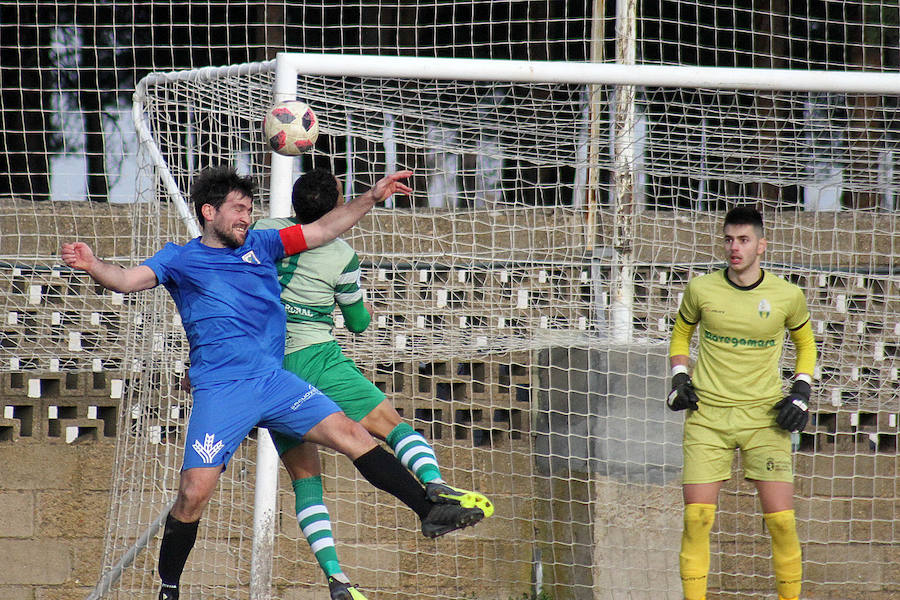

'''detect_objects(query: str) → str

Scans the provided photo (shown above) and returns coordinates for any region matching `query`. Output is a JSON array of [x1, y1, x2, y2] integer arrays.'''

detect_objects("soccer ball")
[[263, 100, 319, 156]]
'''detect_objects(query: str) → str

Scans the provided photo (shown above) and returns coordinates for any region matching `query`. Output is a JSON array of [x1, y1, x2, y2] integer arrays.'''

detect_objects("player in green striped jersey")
[[667, 207, 816, 600], [252, 169, 493, 600]]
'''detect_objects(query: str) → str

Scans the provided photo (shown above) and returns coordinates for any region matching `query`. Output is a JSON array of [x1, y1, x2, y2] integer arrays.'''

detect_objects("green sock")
[[386, 422, 442, 484], [293, 476, 342, 578]]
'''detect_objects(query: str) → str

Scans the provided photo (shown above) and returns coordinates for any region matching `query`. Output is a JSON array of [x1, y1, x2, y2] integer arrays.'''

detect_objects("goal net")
[[91, 52, 900, 600]]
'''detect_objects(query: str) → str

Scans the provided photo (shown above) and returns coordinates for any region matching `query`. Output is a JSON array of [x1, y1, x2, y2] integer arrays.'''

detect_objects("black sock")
[[353, 445, 431, 520], [158, 513, 200, 586]]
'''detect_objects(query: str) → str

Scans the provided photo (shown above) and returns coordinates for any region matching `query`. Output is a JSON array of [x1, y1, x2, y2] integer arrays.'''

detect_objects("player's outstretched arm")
[[297, 170, 413, 252], [61, 241, 158, 293]]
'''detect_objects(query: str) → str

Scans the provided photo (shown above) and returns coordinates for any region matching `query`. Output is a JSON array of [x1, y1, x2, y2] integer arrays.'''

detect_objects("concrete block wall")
[[0, 199, 139, 599], [0, 441, 115, 599], [0, 354, 123, 599]]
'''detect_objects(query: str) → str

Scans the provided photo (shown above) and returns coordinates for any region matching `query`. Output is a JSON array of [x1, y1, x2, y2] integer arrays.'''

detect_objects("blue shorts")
[[183, 369, 341, 470]]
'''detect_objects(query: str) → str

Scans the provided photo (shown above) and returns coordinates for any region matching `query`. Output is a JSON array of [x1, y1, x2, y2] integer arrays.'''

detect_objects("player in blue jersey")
[[62, 165, 484, 600]]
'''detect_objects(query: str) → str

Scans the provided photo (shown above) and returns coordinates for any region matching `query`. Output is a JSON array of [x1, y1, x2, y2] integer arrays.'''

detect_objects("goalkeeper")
[[667, 206, 816, 600], [252, 168, 494, 600]]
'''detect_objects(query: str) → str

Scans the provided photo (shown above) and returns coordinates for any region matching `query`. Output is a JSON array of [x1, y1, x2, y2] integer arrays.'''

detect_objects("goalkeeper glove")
[[667, 371, 699, 411], [774, 378, 811, 432]]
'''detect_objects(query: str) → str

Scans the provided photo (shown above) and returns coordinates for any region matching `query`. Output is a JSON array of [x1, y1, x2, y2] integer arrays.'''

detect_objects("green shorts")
[[271, 341, 386, 455], [682, 401, 793, 484]]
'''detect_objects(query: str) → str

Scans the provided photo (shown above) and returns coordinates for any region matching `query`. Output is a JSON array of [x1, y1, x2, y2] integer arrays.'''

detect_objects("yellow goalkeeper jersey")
[[670, 268, 813, 407]]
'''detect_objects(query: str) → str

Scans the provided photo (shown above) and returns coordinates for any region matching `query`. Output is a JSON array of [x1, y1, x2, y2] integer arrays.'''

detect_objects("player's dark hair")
[[724, 206, 764, 237], [291, 168, 340, 224], [190, 165, 256, 227]]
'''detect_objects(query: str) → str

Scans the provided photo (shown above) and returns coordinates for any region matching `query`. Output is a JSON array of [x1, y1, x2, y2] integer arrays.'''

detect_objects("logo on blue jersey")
[[758, 299, 771, 319], [241, 250, 261, 264], [193, 433, 224, 464]]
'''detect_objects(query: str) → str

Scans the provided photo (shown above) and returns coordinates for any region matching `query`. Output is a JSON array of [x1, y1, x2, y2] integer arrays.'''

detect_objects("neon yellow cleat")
[[426, 482, 495, 518]]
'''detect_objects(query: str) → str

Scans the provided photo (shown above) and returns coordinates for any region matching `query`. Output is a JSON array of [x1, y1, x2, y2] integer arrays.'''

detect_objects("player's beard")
[[211, 222, 247, 249]]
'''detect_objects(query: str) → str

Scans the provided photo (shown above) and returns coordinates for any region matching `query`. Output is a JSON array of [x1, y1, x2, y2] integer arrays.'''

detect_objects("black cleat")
[[328, 576, 369, 600], [158, 583, 179, 600], [421, 502, 485, 538]]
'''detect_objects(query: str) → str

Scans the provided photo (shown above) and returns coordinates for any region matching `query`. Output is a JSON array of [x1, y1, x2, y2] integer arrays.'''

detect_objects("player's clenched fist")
[[667, 371, 699, 411], [774, 379, 810, 432], [666, 373, 699, 410], [61, 242, 97, 272]]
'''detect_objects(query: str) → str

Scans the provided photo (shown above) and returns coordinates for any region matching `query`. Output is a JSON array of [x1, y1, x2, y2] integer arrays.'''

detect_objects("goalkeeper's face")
[[723, 223, 766, 274], [204, 190, 253, 249]]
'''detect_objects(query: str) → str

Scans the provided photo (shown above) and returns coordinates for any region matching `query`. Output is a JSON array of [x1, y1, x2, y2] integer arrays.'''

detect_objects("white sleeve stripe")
[[297, 504, 329, 522], [335, 289, 363, 304], [337, 269, 361, 285]]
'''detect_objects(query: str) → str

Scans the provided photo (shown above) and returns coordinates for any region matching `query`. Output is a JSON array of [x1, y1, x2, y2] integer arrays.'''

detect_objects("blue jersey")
[[142, 229, 288, 384]]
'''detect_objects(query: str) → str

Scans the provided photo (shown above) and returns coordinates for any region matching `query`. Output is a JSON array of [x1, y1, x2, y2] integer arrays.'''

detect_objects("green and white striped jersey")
[[251, 217, 368, 354]]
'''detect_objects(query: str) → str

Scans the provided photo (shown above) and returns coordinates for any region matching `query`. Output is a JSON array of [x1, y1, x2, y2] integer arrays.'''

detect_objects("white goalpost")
[[88, 51, 900, 600]]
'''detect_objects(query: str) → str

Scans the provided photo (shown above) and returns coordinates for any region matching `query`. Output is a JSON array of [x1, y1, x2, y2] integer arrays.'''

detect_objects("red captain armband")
[[279, 223, 308, 255]]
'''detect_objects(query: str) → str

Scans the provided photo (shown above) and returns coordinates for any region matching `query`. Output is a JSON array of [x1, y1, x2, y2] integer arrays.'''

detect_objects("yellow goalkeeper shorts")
[[682, 401, 793, 484]]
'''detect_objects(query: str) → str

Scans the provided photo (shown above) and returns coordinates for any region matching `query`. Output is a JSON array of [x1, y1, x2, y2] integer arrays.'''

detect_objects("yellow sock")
[[680, 503, 716, 600], [765, 509, 802, 600]]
